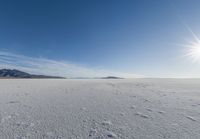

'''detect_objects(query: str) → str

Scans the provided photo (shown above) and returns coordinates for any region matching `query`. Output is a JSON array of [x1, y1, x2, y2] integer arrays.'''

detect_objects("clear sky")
[[0, 0, 200, 78]]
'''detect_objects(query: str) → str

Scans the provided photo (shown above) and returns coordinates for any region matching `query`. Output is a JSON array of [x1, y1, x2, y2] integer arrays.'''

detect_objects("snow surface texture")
[[0, 79, 200, 139]]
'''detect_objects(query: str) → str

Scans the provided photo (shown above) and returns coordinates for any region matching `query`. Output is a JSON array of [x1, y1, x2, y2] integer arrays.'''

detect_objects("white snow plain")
[[0, 79, 200, 139]]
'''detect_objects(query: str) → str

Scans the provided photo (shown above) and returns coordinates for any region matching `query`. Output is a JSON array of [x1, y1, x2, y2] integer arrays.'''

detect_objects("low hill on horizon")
[[101, 76, 124, 79]]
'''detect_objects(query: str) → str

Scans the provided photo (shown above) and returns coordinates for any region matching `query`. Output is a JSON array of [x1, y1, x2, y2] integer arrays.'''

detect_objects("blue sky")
[[0, 0, 200, 78]]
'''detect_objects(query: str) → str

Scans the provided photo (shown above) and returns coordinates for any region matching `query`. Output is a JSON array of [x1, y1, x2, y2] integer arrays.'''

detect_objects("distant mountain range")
[[0, 69, 65, 79], [0, 69, 124, 79]]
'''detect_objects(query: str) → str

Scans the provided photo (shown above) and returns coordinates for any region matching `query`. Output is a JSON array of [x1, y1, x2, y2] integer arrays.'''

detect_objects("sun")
[[186, 40, 200, 63], [184, 29, 200, 63]]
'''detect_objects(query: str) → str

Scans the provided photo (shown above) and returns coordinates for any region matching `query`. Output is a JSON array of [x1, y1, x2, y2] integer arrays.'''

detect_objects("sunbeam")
[[184, 27, 200, 63]]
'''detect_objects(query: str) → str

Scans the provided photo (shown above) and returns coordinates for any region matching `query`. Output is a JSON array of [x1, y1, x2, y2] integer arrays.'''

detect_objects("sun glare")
[[185, 29, 200, 63], [186, 41, 200, 63]]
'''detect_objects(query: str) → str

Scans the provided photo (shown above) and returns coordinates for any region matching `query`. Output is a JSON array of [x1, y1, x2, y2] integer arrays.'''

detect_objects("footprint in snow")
[[135, 112, 149, 119], [146, 108, 153, 112], [191, 104, 200, 107], [130, 95, 136, 98], [89, 128, 97, 137], [8, 101, 20, 104], [102, 120, 112, 126], [80, 107, 87, 111], [119, 112, 125, 116], [186, 116, 196, 121], [143, 99, 150, 102], [157, 111, 165, 114], [105, 131, 117, 138], [130, 105, 136, 109]]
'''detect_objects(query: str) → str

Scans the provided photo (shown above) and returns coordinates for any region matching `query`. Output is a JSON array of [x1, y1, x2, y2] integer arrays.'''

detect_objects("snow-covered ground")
[[0, 79, 200, 139]]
